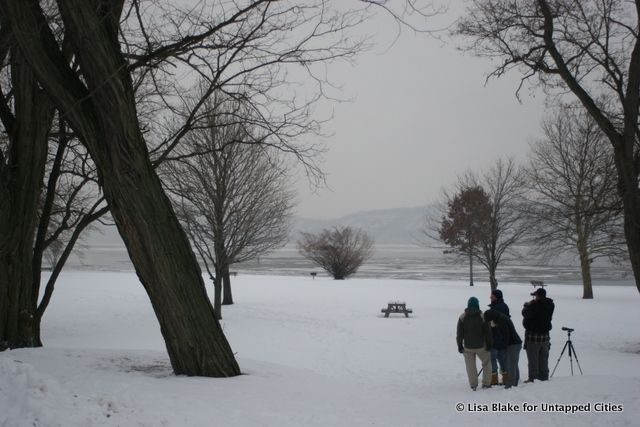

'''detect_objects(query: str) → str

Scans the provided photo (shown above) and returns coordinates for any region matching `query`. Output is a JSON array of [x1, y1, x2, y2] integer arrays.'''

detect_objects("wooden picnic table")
[[381, 301, 413, 318]]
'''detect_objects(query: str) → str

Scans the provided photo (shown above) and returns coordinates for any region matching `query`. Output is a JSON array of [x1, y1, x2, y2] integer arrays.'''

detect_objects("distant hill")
[[291, 206, 434, 245], [84, 206, 435, 248]]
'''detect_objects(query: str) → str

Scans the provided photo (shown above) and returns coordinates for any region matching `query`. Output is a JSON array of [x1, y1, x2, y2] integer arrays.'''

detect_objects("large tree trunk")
[[0, 48, 53, 348], [615, 150, 640, 295], [578, 247, 594, 299], [103, 145, 238, 375], [0, 0, 240, 376], [576, 220, 594, 299]]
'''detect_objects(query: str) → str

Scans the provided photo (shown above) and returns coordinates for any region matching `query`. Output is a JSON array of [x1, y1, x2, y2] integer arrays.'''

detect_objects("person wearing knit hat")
[[489, 290, 509, 314], [488, 289, 510, 385], [456, 296, 493, 390]]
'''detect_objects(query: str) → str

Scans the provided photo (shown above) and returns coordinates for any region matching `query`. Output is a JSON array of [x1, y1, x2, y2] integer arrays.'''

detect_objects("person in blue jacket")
[[488, 289, 509, 385], [484, 309, 522, 388]]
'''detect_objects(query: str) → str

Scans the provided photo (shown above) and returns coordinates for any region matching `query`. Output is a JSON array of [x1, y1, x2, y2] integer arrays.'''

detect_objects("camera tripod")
[[551, 327, 583, 377]]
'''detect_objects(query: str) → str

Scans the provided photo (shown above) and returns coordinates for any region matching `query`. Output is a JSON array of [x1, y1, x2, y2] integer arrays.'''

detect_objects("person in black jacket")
[[522, 288, 555, 382], [457, 297, 493, 390], [487, 289, 509, 385], [484, 309, 523, 389]]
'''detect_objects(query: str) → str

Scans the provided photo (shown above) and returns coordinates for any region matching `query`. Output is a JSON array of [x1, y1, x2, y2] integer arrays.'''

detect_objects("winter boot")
[[491, 373, 499, 386], [501, 372, 509, 386]]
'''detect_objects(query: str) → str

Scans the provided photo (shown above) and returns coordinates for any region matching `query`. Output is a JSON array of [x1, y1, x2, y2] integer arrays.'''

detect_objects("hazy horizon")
[[292, 5, 547, 219]]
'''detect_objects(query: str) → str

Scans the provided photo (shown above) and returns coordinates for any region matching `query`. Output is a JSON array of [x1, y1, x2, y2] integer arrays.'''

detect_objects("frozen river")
[[66, 244, 634, 287]]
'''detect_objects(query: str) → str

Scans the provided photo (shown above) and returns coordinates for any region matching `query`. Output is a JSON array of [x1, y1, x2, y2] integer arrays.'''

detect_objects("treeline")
[[429, 104, 627, 299]]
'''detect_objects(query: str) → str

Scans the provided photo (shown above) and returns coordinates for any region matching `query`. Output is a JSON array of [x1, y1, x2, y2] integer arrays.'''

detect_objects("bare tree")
[[297, 226, 374, 280], [425, 160, 527, 289], [34, 126, 109, 332], [0, 0, 364, 376], [525, 105, 626, 299], [163, 96, 295, 319], [0, 28, 107, 347], [439, 185, 492, 286], [0, 0, 440, 373], [478, 158, 528, 290], [0, 42, 54, 349], [455, 0, 640, 294]]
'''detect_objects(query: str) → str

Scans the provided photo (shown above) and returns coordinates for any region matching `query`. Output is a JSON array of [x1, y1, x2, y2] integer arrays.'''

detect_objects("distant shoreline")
[[61, 244, 635, 287]]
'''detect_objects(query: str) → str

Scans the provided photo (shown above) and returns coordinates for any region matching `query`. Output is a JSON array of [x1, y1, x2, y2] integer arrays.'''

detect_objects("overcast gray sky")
[[294, 6, 547, 219]]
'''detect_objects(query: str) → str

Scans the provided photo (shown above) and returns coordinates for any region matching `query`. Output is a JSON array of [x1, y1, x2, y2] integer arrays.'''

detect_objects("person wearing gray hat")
[[522, 288, 555, 383]]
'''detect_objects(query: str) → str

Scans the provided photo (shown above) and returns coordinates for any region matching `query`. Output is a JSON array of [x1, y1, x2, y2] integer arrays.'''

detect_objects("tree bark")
[[0, 0, 240, 376], [222, 264, 234, 306], [578, 245, 594, 299], [615, 147, 640, 295], [0, 47, 53, 348], [213, 267, 223, 320], [489, 269, 498, 292], [575, 210, 594, 299]]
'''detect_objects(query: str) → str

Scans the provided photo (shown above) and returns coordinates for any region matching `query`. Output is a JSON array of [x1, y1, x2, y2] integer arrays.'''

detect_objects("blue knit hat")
[[467, 297, 480, 310]]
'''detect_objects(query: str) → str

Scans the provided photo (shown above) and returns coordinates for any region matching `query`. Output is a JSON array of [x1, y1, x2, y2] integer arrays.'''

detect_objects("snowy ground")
[[1, 272, 639, 426]]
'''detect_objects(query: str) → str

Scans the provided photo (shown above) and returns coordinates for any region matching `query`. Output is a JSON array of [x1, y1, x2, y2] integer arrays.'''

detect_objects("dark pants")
[[491, 348, 508, 374], [525, 341, 550, 381], [505, 343, 521, 388]]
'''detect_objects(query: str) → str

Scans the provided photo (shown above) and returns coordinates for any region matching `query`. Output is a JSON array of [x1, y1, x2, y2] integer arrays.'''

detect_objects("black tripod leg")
[[568, 341, 583, 375], [551, 340, 570, 378]]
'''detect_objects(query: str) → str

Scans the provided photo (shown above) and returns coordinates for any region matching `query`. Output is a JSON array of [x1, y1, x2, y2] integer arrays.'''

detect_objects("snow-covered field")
[[1, 272, 639, 426]]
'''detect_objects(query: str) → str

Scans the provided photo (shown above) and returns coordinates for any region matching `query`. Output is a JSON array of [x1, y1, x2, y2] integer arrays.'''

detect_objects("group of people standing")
[[456, 287, 555, 391]]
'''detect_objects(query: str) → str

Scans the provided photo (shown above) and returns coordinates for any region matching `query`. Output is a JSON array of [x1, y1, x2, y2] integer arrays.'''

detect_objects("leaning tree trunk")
[[1, 0, 240, 376], [0, 48, 53, 349]]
